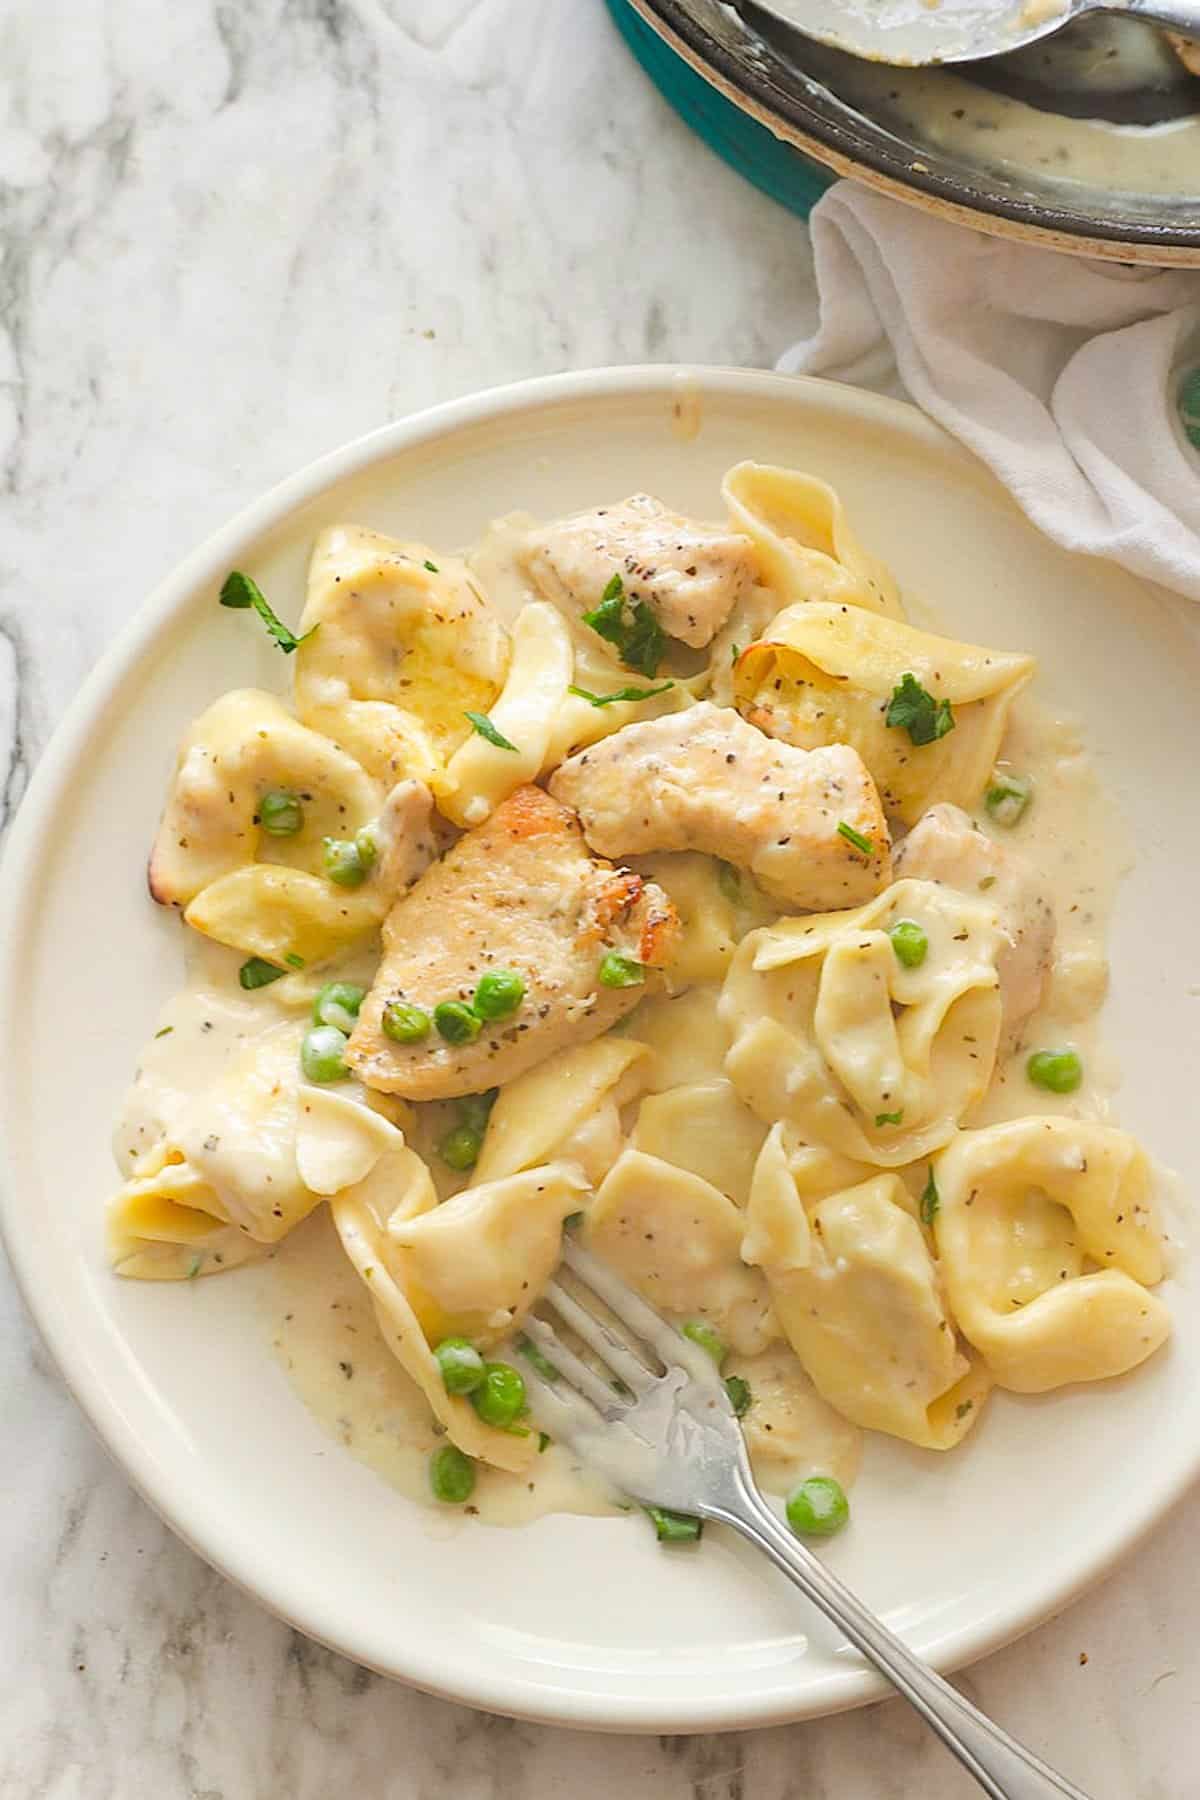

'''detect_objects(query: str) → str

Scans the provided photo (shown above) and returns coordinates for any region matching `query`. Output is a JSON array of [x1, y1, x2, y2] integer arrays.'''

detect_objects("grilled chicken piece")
[[525, 494, 757, 650], [548, 702, 891, 911], [894, 802, 1055, 1031], [345, 785, 680, 1100]]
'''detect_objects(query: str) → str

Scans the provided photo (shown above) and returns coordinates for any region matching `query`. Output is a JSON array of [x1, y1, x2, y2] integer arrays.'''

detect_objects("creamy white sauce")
[[255, 681, 1129, 1526], [830, 57, 1200, 197], [117, 526, 1139, 1532], [966, 695, 1128, 1130]]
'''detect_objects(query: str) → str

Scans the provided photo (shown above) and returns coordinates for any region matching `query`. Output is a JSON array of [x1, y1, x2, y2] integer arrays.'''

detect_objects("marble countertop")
[[2, 2, 1196, 1794]]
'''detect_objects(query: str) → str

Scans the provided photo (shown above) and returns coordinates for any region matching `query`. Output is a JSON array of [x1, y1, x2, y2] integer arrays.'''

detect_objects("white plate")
[[2, 367, 1197, 1733]]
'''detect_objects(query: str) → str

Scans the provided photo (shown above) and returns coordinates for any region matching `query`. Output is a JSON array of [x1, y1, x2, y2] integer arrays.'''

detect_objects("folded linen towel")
[[778, 183, 1200, 603]]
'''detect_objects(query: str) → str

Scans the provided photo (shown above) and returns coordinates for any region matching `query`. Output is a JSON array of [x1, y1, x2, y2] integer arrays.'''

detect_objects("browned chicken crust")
[[345, 785, 680, 1100]]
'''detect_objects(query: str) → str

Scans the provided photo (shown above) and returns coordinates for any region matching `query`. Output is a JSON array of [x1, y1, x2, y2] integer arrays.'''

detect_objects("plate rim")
[[624, 0, 1200, 265], [1, 363, 1195, 1732]]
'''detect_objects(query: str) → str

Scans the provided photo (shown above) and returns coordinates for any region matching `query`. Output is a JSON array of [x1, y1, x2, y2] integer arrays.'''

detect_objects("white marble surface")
[[1, 2, 1196, 1795]]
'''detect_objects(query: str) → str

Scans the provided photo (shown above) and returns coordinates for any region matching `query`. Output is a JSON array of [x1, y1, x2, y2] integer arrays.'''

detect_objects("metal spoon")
[[742, 0, 1200, 68]]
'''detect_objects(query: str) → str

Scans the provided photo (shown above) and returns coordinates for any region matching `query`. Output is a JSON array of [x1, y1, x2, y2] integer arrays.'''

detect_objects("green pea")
[[889, 919, 928, 969], [322, 835, 372, 888], [598, 951, 644, 989], [238, 956, 285, 990], [300, 1025, 349, 1083], [473, 968, 526, 1021], [433, 1000, 482, 1045], [786, 1475, 850, 1539], [382, 1000, 431, 1043], [434, 1337, 486, 1396], [471, 1361, 527, 1429], [438, 1124, 482, 1171], [429, 1444, 476, 1505], [458, 1090, 499, 1133], [312, 981, 365, 1034], [645, 1507, 703, 1544], [725, 1375, 752, 1418], [985, 771, 1033, 827], [259, 789, 304, 837], [682, 1320, 727, 1366], [1027, 1049, 1083, 1094]]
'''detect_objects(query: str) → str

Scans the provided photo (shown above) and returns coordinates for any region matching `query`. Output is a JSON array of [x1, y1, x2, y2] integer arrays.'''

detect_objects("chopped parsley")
[[875, 1109, 904, 1128], [186, 1255, 203, 1280], [423, 559, 439, 573], [725, 1375, 752, 1418], [568, 681, 674, 708], [464, 710, 518, 752], [837, 820, 875, 857], [238, 956, 286, 991], [885, 672, 955, 747], [581, 572, 666, 677], [920, 1167, 940, 1226], [955, 1400, 974, 1421], [219, 570, 316, 655], [284, 952, 306, 969], [730, 642, 741, 666], [153, 1025, 174, 1039]]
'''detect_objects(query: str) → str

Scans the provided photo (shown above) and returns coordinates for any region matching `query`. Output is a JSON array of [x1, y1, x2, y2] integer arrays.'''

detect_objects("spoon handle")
[[714, 1483, 1094, 1800]]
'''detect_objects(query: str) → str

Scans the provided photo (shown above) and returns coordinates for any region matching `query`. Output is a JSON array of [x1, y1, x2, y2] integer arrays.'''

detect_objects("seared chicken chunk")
[[525, 494, 757, 650], [549, 702, 891, 911], [345, 785, 680, 1100], [894, 802, 1055, 1031]]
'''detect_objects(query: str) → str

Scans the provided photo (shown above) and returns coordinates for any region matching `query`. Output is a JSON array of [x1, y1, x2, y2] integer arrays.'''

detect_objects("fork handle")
[[714, 1489, 1092, 1800]]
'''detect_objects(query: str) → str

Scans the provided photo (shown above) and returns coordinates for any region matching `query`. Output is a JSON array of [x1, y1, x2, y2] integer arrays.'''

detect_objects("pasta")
[[473, 1037, 649, 1184], [934, 1119, 1171, 1392], [110, 1019, 405, 1278], [442, 602, 573, 827], [630, 1080, 767, 1208], [722, 878, 1006, 1166], [111, 461, 1178, 1521], [743, 1128, 990, 1449], [722, 462, 904, 619], [294, 524, 509, 791], [149, 688, 383, 905], [733, 602, 1034, 825], [585, 1150, 778, 1356]]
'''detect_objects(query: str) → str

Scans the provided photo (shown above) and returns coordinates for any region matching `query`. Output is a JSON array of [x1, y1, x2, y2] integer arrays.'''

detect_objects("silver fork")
[[520, 1240, 1093, 1800]]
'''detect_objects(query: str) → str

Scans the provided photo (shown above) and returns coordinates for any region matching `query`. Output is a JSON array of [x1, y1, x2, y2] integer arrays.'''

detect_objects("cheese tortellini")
[[474, 1037, 649, 1186], [934, 1119, 1172, 1392], [294, 524, 510, 791], [442, 601, 573, 827], [722, 878, 1005, 1167], [331, 1153, 548, 1476], [733, 602, 1034, 825], [722, 462, 903, 619], [743, 1126, 991, 1449], [150, 688, 382, 905], [586, 1149, 778, 1356], [110, 1017, 406, 1279]]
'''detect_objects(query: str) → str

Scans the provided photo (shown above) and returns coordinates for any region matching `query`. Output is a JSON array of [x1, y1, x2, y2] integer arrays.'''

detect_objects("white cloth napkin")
[[778, 183, 1200, 602]]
